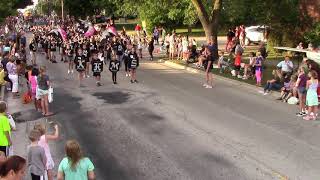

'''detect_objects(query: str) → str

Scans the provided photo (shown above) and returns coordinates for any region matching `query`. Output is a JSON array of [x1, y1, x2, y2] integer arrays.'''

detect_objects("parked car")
[[245, 25, 269, 45]]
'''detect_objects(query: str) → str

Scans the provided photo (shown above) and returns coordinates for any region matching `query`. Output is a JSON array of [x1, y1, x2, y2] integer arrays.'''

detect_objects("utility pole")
[[61, 0, 64, 21]]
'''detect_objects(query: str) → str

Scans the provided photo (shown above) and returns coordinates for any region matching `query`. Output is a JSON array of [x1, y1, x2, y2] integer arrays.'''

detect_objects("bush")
[[304, 22, 320, 48]]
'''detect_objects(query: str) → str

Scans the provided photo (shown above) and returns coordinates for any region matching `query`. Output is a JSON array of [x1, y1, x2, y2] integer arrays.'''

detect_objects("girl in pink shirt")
[[29, 68, 41, 112], [34, 123, 59, 180]]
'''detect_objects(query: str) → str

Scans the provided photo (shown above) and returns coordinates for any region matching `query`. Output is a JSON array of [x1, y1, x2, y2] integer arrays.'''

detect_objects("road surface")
[[15, 39, 320, 180]]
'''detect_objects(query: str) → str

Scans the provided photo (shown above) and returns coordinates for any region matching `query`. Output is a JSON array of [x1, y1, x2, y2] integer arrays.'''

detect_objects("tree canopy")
[[0, 0, 33, 22]]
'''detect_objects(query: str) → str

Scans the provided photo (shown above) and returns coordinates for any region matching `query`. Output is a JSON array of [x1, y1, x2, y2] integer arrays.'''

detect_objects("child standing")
[[0, 101, 11, 156], [109, 57, 120, 84], [91, 51, 104, 86], [27, 129, 46, 180], [255, 52, 263, 86], [29, 68, 41, 112], [0, 65, 6, 100], [34, 123, 59, 180], [304, 70, 319, 120], [74, 48, 86, 87], [128, 47, 140, 83], [295, 67, 308, 116]]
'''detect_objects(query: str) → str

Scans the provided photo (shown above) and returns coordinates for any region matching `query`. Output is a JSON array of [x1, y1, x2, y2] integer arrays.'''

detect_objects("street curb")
[[162, 60, 281, 98]]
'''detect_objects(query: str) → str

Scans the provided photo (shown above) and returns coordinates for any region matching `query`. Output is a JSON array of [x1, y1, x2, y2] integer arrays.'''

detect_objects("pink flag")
[[58, 28, 67, 41], [84, 26, 96, 37], [107, 26, 118, 36]]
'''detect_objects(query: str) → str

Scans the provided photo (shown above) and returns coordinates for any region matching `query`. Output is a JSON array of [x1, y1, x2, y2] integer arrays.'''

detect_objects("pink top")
[[38, 135, 54, 168], [29, 76, 37, 94]]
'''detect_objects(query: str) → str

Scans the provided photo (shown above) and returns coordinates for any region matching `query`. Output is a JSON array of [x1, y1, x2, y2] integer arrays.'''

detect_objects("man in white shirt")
[[277, 55, 293, 76]]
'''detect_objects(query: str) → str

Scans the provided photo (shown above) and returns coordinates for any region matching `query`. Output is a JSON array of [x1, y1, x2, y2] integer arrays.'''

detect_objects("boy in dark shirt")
[[91, 51, 103, 86], [74, 48, 86, 87]]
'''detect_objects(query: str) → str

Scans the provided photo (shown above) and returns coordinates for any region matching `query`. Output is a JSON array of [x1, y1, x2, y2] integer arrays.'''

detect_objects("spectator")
[[6, 58, 19, 98], [258, 42, 267, 59], [233, 53, 242, 78], [277, 75, 297, 102], [37, 66, 53, 117], [277, 55, 294, 77], [27, 129, 46, 180], [217, 51, 230, 73], [34, 123, 59, 180], [203, 46, 214, 89], [255, 52, 263, 86], [260, 69, 283, 95], [234, 40, 243, 56], [0, 65, 6, 100], [58, 140, 95, 180], [295, 67, 308, 117], [226, 28, 235, 51], [242, 52, 256, 80], [296, 42, 304, 49], [0, 101, 11, 156], [303, 70, 319, 120], [0, 155, 26, 180]]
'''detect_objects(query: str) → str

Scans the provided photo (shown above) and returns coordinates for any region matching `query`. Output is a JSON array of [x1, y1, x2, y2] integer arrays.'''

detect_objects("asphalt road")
[[23, 44, 320, 180]]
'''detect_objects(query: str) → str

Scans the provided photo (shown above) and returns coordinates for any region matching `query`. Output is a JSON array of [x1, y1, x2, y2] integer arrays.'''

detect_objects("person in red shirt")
[[135, 24, 141, 37], [234, 54, 242, 78]]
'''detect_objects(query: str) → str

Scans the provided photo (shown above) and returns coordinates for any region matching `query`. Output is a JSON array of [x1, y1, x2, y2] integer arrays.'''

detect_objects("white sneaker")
[[129, 74, 131, 77], [263, 92, 269, 95], [126, 73, 128, 77], [71, 70, 74, 73], [86, 75, 90, 78], [258, 90, 264, 94], [205, 85, 213, 89], [203, 83, 208, 87], [68, 70, 70, 74], [237, 75, 242, 79]]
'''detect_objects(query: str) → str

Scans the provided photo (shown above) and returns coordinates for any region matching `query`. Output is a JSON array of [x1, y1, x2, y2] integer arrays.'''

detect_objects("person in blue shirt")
[[277, 55, 293, 77]]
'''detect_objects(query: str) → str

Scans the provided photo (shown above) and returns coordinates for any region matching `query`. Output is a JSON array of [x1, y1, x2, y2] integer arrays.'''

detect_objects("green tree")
[[0, 0, 33, 22]]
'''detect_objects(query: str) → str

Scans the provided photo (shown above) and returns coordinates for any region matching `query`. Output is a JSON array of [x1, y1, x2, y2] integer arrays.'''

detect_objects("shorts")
[[67, 56, 73, 61], [297, 87, 306, 94], [169, 45, 175, 53], [93, 72, 101, 77], [38, 89, 49, 96], [234, 65, 241, 71], [0, 146, 8, 156], [204, 61, 213, 70], [46, 156, 55, 170], [77, 69, 85, 72]]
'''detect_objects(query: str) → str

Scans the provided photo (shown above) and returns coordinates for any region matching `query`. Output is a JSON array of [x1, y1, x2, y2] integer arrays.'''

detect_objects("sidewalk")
[[7, 76, 61, 179], [161, 59, 282, 98]]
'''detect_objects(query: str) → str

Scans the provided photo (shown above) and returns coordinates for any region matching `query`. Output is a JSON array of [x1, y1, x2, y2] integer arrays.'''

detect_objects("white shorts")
[[8, 74, 18, 93]]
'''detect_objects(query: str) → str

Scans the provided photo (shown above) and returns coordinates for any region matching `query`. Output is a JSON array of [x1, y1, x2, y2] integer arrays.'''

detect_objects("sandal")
[[303, 115, 315, 121]]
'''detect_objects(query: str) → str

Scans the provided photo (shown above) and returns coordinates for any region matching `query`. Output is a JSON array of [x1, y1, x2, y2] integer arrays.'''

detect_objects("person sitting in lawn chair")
[[187, 42, 198, 63]]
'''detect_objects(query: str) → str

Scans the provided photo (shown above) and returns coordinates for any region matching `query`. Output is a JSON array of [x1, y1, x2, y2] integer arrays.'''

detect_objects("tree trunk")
[[191, 0, 221, 45], [188, 26, 192, 33]]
